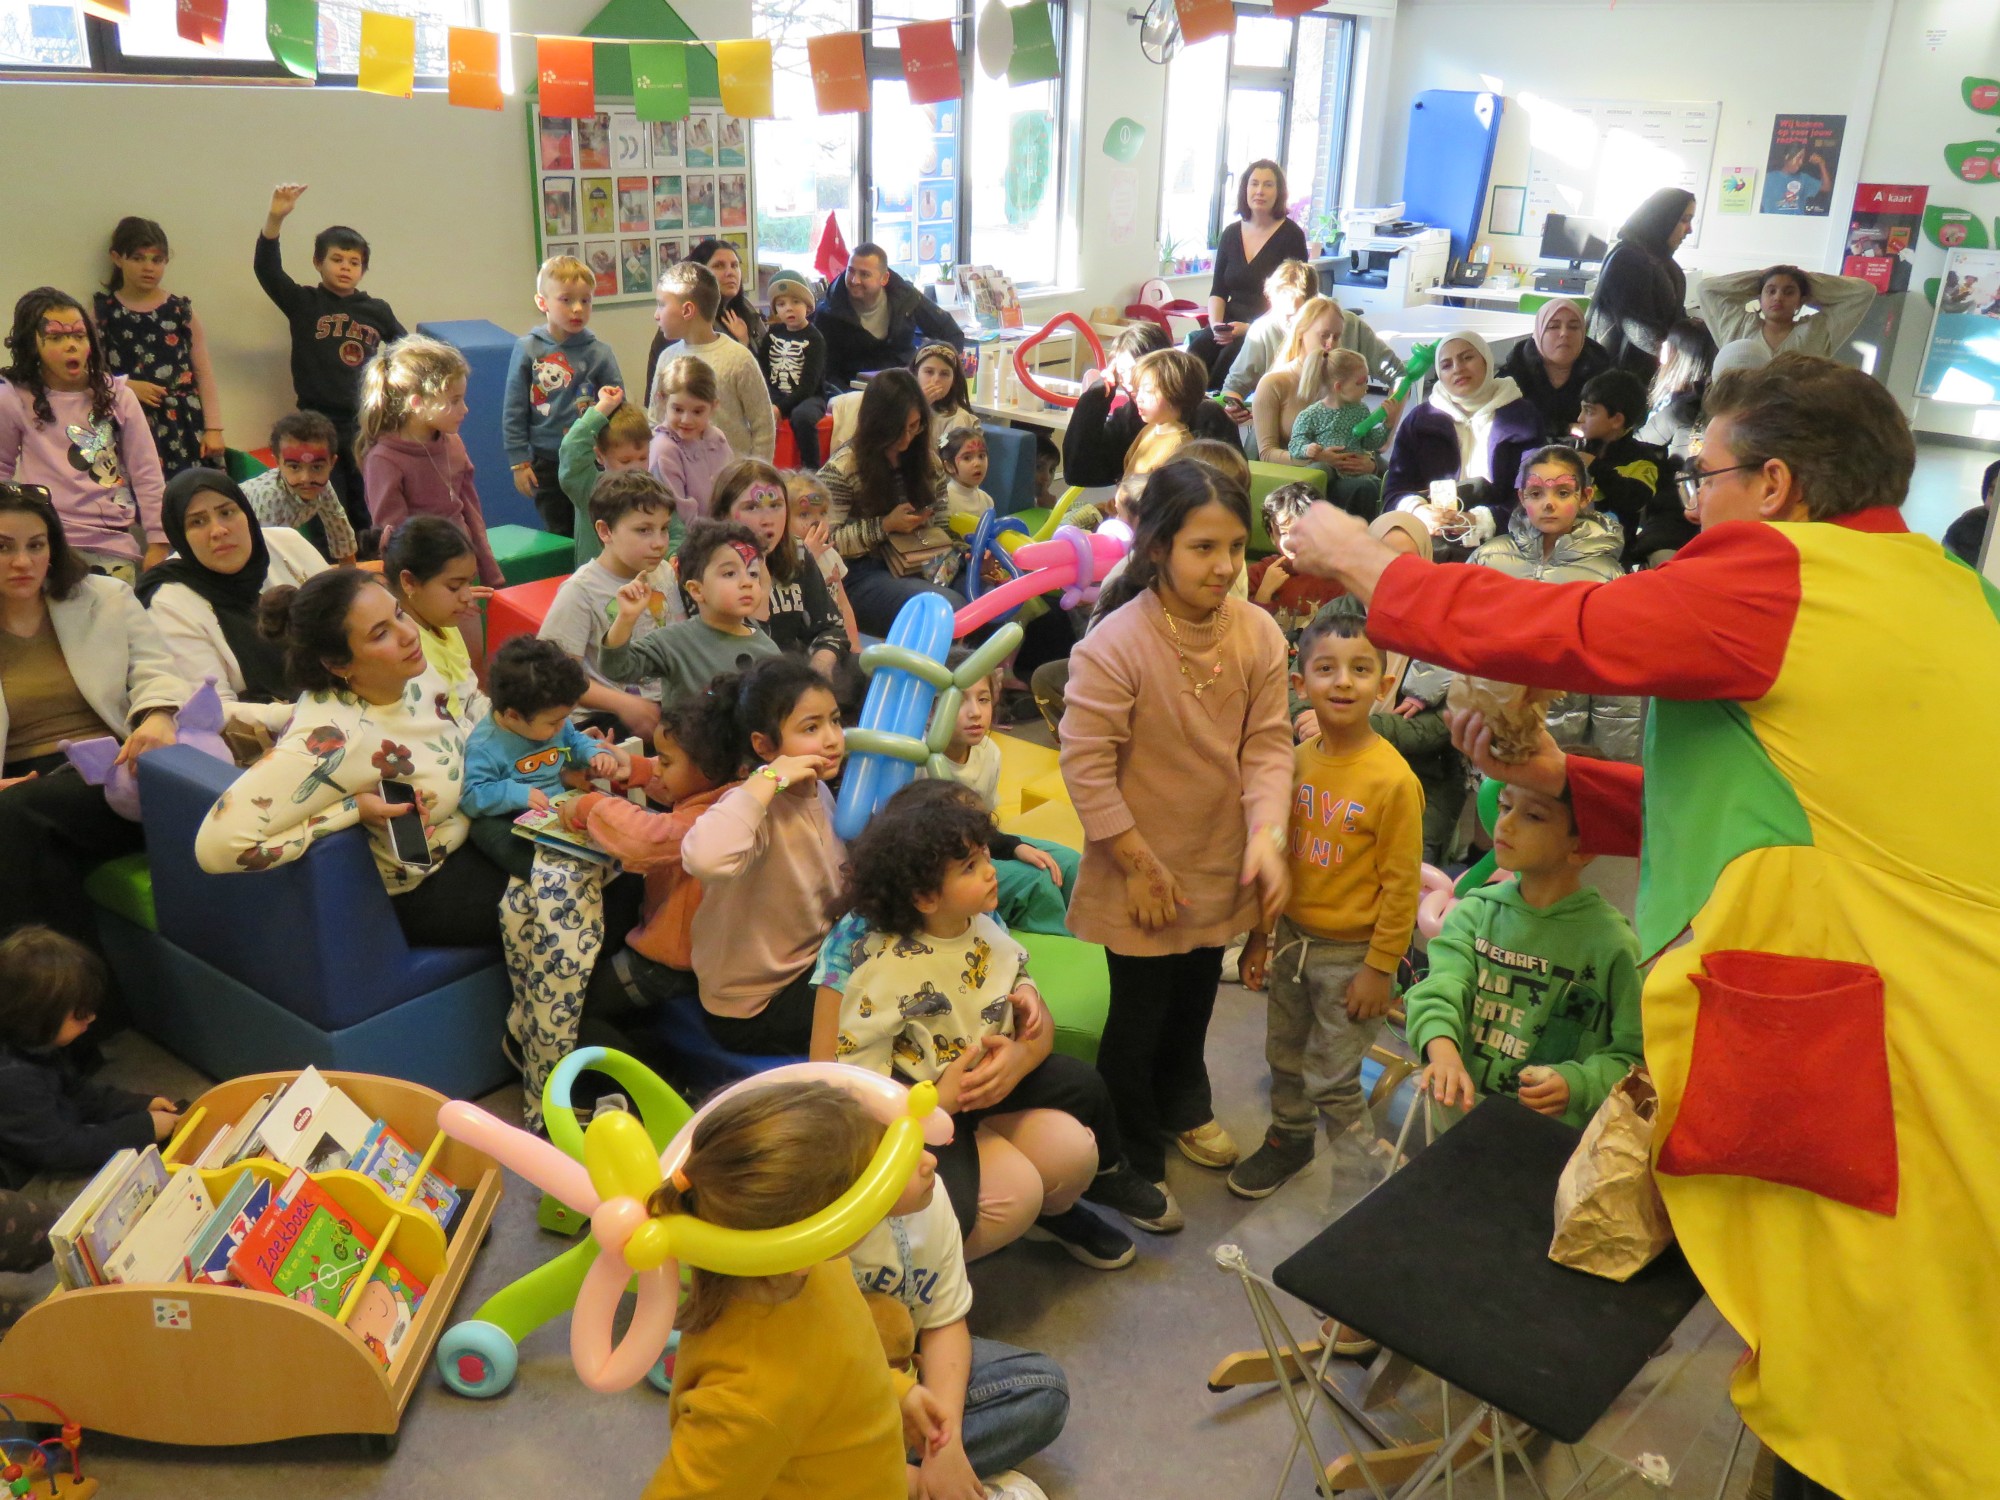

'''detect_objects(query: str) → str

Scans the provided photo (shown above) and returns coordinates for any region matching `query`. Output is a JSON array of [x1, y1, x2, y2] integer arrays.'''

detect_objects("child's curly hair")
[[839, 779, 993, 937], [4, 288, 116, 429]]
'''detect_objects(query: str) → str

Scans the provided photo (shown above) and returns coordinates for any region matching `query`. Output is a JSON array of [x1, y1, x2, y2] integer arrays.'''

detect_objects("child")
[[637, 1083, 911, 1500], [540, 470, 679, 740], [1408, 783, 1644, 1129], [848, 1149, 1068, 1500], [503, 254, 624, 539], [649, 355, 735, 545], [1032, 433, 1063, 514], [679, 658, 846, 1055], [241, 410, 357, 565], [760, 273, 830, 469], [94, 216, 221, 479], [821, 780, 1138, 1269], [1123, 348, 1208, 479], [1229, 599, 1424, 1198], [914, 342, 978, 441], [708, 459, 846, 674], [650, 260, 773, 461], [385, 516, 491, 727], [1288, 347, 1391, 517], [1060, 459, 1293, 1226], [0, 287, 167, 578], [1944, 459, 1998, 568], [941, 428, 992, 525], [1571, 368, 1665, 554], [1248, 480, 1346, 643], [356, 334, 503, 588], [1220, 259, 1321, 419], [254, 183, 405, 529], [563, 386, 653, 567], [786, 470, 860, 651], [0, 927, 180, 1190], [600, 517, 781, 707]]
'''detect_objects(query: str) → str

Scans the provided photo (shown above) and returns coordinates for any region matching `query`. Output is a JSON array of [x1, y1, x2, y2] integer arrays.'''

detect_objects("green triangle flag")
[[630, 42, 691, 124], [266, 0, 318, 80], [1005, 0, 1058, 85]]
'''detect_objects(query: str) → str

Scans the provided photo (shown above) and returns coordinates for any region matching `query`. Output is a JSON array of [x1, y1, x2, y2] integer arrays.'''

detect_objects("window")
[[0, 0, 90, 67], [752, 0, 862, 276], [1157, 7, 1356, 260]]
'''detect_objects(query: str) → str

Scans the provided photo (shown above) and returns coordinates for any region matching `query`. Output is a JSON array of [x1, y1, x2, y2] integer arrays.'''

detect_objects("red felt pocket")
[[1656, 950, 1898, 1215]]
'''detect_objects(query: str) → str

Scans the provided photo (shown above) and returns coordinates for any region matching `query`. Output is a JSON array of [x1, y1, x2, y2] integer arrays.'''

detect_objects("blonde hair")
[[1266, 259, 1319, 300], [1326, 347, 1369, 388], [646, 1083, 882, 1335], [1180, 436, 1251, 490], [1280, 296, 1341, 365], [784, 470, 830, 508], [537, 255, 593, 296], [598, 403, 652, 453], [650, 354, 719, 424], [353, 335, 470, 464]]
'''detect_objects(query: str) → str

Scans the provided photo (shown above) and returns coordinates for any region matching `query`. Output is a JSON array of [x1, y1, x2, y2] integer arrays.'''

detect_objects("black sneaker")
[[1227, 1131, 1316, 1200], [1025, 1205, 1136, 1269], [1082, 1165, 1184, 1233]]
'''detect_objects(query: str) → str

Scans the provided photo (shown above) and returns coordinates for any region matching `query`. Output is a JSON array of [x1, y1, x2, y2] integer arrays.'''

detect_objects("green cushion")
[[84, 854, 155, 933], [1247, 461, 1327, 556], [1015, 930, 1107, 1064], [488, 524, 575, 585], [223, 448, 268, 483]]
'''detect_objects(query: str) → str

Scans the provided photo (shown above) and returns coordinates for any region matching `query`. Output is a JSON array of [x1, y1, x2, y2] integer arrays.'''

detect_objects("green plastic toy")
[[1348, 339, 1438, 443]]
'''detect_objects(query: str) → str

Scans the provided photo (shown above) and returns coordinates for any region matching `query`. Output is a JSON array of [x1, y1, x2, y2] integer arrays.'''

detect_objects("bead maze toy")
[[0, 1396, 92, 1499]]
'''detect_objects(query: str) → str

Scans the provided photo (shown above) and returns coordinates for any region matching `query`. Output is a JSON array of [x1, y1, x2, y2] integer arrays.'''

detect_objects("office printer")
[[1331, 205, 1451, 316]]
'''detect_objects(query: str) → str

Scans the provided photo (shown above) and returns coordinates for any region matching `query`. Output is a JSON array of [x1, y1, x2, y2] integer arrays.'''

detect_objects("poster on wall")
[[1761, 114, 1844, 216], [1844, 184, 1929, 294], [1916, 247, 2000, 402], [1717, 165, 1755, 215]]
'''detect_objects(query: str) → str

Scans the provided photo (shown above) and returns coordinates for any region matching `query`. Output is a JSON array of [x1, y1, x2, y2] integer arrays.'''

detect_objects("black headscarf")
[[1616, 189, 1697, 255], [136, 468, 289, 702]]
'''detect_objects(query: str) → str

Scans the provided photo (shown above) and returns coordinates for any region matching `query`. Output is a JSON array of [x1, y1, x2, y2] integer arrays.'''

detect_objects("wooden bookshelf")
[[0, 1071, 502, 1450]]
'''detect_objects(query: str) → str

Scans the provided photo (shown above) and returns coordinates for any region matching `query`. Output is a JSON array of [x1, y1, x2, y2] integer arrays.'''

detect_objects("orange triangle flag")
[[538, 37, 596, 119], [448, 26, 502, 110]]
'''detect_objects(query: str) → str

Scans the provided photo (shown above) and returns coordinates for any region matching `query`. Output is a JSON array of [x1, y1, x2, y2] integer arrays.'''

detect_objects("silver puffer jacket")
[[1466, 509, 1644, 763]]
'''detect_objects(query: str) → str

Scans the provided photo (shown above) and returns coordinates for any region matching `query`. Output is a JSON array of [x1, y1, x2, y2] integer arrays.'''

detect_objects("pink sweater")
[[1059, 591, 1293, 956], [681, 779, 844, 1016], [362, 432, 503, 587], [0, 379, 165, 562], [649, 426, 736, 532]]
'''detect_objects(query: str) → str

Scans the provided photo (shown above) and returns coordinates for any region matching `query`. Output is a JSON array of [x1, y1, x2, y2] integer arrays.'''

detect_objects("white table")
[[969, 398, 1070, 434], [1422, 283, 1594, 311], [1364, 303, 1538, 362]]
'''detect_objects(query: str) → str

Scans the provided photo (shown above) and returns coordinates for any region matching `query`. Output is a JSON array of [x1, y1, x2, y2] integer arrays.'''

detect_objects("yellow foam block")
[[992, 732, 1060, 822], [1018, 766, 1070, 815], [1002, 796, 1086, 851]]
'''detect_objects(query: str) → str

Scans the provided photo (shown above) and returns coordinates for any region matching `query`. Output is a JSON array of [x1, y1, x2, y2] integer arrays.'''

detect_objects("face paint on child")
[[278, 443, 335, 500], [729, 482, 790, 554]]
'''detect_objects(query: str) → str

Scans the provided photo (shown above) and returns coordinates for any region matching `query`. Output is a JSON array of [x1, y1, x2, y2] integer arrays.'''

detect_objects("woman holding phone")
[[1185, 160, 1309, 388]]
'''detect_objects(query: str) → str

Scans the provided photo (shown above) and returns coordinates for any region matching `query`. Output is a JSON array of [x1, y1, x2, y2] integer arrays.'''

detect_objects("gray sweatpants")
[[1265, 918, 1381, 1141]]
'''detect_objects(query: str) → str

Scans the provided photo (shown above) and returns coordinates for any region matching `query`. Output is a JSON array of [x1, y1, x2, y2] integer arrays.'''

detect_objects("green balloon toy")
[[1452, 776, 1505, 896], [1348, 339, 1438, 443]]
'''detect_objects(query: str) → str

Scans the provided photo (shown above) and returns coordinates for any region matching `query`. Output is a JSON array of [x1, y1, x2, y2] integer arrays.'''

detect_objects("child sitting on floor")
[[599, 517, 781, 704], [1249, 481, 1347, 644], [240, 409, 356, 565], [564, 385, 654, 567], [942, 427, 993, 525], [786, 470, 860, 651], [0, 928, 180, 1189]]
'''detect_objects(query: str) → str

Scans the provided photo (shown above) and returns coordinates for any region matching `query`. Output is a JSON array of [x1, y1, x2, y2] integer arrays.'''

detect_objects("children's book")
[[185, 1171, 273, 1285], [253, 1068, 376, 1172], [101, 1170, 214, 1285], [512, 796, 620, 868], [199, 1090, 277, 1170], [48, 1150, 136, 1291], [349, 1121, 460, 1232], [77, 1146, 168, 1285]]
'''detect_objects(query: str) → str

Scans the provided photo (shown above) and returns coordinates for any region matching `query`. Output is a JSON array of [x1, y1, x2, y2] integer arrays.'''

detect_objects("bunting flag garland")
[[79, 0, 129, 23], [1173, 0, 1235, 45], [357, 8, 415, 96], [807, 32, 869, 114], [537, 36, 597, 118], [447, 24, 502, 109], [1271, 0, 1320, 16], [899, 19, 961, 105], [1004, 0, 1058, 85], [264, 0, 317, 79], [175, 0, 226, 49], [629, 41, 690, 123], [717, 38, 773, 118]]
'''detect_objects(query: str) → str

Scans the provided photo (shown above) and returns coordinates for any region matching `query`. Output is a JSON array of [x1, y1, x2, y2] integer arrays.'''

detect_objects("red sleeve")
[[1567, 757, 1644, 858], [1365, 520, 1800, 701]]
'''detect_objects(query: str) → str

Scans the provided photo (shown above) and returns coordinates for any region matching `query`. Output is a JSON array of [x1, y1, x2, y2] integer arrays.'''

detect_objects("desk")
[[1365, 303, 1537, 362], [969, 398, 1070, 434], [1423, 283, 1596, 311]]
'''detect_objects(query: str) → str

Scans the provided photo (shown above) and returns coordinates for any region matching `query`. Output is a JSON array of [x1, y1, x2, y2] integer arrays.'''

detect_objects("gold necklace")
[[1162, 601, 1227, 699]]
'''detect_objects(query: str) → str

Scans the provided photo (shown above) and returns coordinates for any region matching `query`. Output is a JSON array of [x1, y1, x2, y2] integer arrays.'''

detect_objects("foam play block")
[[84, 853, 155, 933], [1002, 795, 1084, 852], [991, 731, 1060, 822], [1247, 461, 1328, 556], [1014, 930, 1108, 1062], [487, 574, 568, 656], [488, 524, 574, 586], [1017, 766, 1069, 816]]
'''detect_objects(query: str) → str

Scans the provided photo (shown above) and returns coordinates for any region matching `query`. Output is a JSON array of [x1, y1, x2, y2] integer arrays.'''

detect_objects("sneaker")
[[983, 1473, 1049, 1500], [1175, 1118, 1240, 1168], [1083, 1165, 1185, 1233], [1227, 1131, 1316, 1199], [1025, 1204, 1137, 1269]]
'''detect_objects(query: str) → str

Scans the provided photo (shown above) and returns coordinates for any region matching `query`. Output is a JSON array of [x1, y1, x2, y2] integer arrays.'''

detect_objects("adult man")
[[814, 243, 966, 392], [1287, 355, 2000, 1500]]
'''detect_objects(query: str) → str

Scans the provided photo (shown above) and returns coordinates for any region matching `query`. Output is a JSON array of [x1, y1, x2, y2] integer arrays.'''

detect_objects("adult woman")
[[136, 468, 327, 736], [0, 484, 185, 948], [644, 237, 766, 384], [1630, 319, 1713, 565], [1587, 188, 1696, 380], [1289, 355, 2000, 1500], [1063, 323, 1238, 488], [1251, 296, 1400, 482], [1381, 331, 1544, 541], [1697, 263, 1876, 374], [1186, 160, 1309, 387], [1498, 297, 1611, 434], [816, 369, 958, 636]]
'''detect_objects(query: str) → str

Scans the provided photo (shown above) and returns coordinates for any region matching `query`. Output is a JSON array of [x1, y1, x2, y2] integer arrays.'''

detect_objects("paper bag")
[[1549, 1067, 1675, 1281], [1445, 674, 1560, 762]]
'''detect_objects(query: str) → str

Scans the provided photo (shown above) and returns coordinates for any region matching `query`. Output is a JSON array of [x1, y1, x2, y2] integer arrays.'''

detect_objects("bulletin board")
[[529, 98, 758, 305], [1523, 98, 1720, 249]]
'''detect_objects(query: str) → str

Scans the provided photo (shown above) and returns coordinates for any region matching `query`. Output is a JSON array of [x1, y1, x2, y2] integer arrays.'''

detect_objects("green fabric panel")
[[1636, 697, 1812, 955], [579, 0, 717, 97], [84, 854, 156, 933], [1015, 929, 1105, 1064]]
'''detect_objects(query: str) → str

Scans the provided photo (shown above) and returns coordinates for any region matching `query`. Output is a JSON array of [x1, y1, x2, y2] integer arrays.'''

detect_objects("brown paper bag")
[[1549, 1067, 1675, 1281], [1444, 675, 1561, 762]]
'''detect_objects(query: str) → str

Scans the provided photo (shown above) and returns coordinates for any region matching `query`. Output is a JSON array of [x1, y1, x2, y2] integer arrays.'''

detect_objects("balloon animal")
[[62, 674, 235, 821], [1008, 312, 1107, 409], [1347, 340, 1438, 444]]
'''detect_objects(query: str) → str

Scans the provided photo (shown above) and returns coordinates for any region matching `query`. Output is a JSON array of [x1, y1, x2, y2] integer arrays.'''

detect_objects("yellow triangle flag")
[[717, 38, 774, 119], [358, 9, 416, 98]]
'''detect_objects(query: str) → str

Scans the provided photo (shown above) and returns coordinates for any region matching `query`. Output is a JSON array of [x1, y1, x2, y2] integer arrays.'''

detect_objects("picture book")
[[254, 1068, 376, 1173], [78, 1146, 168, 1285], [349, 1121, 460, 1231], [186, 1172, 273, 1285], [211, 1091, 279, 1168], [102, 1170, 213, 1286], [512, 798, 620, 868], [49, 1150, 135, 1291]]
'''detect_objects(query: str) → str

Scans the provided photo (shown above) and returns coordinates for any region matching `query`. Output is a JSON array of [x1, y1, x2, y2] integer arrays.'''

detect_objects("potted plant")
[[1309, 210, 1343, 257], [1158, 234, 1184, 277]]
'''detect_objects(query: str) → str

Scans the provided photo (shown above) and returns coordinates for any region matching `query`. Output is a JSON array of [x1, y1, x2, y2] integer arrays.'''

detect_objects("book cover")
[[49, 1149, 135, 1291], [278, 1087, 377, 1175], [349, 1121, 460, 1231], [102, 1170, 213, 1285], [186, 1172, 271, 1285], [512, 797, 619, 867], [198, 1090, 275, 1170], [247, 1068, 335, 1166], [79, 1146, 168, 1282]]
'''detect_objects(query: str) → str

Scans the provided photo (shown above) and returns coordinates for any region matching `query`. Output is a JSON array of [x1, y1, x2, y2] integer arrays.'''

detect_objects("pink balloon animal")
[[61, 675, 236, 821], [953, 524, 1130, 636]]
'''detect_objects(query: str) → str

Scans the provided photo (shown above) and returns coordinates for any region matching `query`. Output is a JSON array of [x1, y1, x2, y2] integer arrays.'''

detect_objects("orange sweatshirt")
[[570, 767, 738, 971], [1282, 732, 1424, 972]]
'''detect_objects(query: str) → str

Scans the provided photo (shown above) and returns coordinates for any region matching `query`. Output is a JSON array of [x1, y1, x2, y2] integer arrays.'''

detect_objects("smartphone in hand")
[[378, 780, 435, 868]]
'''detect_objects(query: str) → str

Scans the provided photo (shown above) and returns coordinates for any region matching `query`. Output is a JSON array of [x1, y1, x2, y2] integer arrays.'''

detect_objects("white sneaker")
[[984, 1472, 1050, 1500]]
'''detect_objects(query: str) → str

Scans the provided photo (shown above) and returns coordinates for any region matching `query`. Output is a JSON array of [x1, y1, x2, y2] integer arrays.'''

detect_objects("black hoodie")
[[814, 268, 965, 392], [253, 233, 406, 424], [1586, 189, 1694, 381]]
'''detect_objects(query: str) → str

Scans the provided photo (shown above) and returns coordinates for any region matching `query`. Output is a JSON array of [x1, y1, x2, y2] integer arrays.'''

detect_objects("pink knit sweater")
[[1059, 590, 1293, 956]]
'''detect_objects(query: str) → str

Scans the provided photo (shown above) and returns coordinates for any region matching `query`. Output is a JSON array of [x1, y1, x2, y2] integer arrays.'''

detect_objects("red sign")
[[898, 20, 960, 106], [808, 32, 869, 114], [1843, 182, 1929, 295], [537, 37, 596, 120], [176, 0, 225, 47]]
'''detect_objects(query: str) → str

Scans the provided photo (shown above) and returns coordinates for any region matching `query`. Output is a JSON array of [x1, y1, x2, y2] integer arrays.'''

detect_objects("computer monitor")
[[1539, 214, 1610, 269]]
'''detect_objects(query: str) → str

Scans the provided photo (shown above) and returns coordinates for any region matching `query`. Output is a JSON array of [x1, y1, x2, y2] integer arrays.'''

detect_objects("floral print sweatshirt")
[[195, 671, 470, 891]]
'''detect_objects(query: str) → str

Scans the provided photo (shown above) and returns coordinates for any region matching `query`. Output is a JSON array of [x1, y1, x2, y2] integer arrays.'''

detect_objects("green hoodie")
[[1404, 880, 1644, 1127]]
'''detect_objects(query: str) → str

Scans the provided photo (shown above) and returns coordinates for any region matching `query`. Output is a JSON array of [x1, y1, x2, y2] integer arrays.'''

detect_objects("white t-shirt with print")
[[848, 1182, 972, 1332]]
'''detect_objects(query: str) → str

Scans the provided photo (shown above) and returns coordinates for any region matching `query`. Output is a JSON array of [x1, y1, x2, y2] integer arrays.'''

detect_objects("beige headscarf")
[[1426, 331, 1523, 483]]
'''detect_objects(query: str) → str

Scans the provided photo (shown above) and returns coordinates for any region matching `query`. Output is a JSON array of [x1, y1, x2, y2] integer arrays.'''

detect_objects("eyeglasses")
[[1521, 483, 1582, 502], [1676, 460, 1760, 503]]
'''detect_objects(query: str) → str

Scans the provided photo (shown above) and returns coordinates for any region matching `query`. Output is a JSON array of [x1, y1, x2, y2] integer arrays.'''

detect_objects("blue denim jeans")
[[844, 555, 965, 638], [957, 1338, 1070, 1479]]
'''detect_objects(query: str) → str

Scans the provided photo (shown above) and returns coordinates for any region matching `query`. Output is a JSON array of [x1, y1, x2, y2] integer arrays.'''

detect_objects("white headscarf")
[[1427, 332, 1523, 483]]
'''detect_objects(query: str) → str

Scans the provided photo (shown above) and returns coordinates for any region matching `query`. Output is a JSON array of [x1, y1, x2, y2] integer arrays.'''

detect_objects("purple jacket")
[[362, 432, 503, 587], [1382, 397, 1546, 527], [0, 379, 166, 562], [650, 426, 736, 528]]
